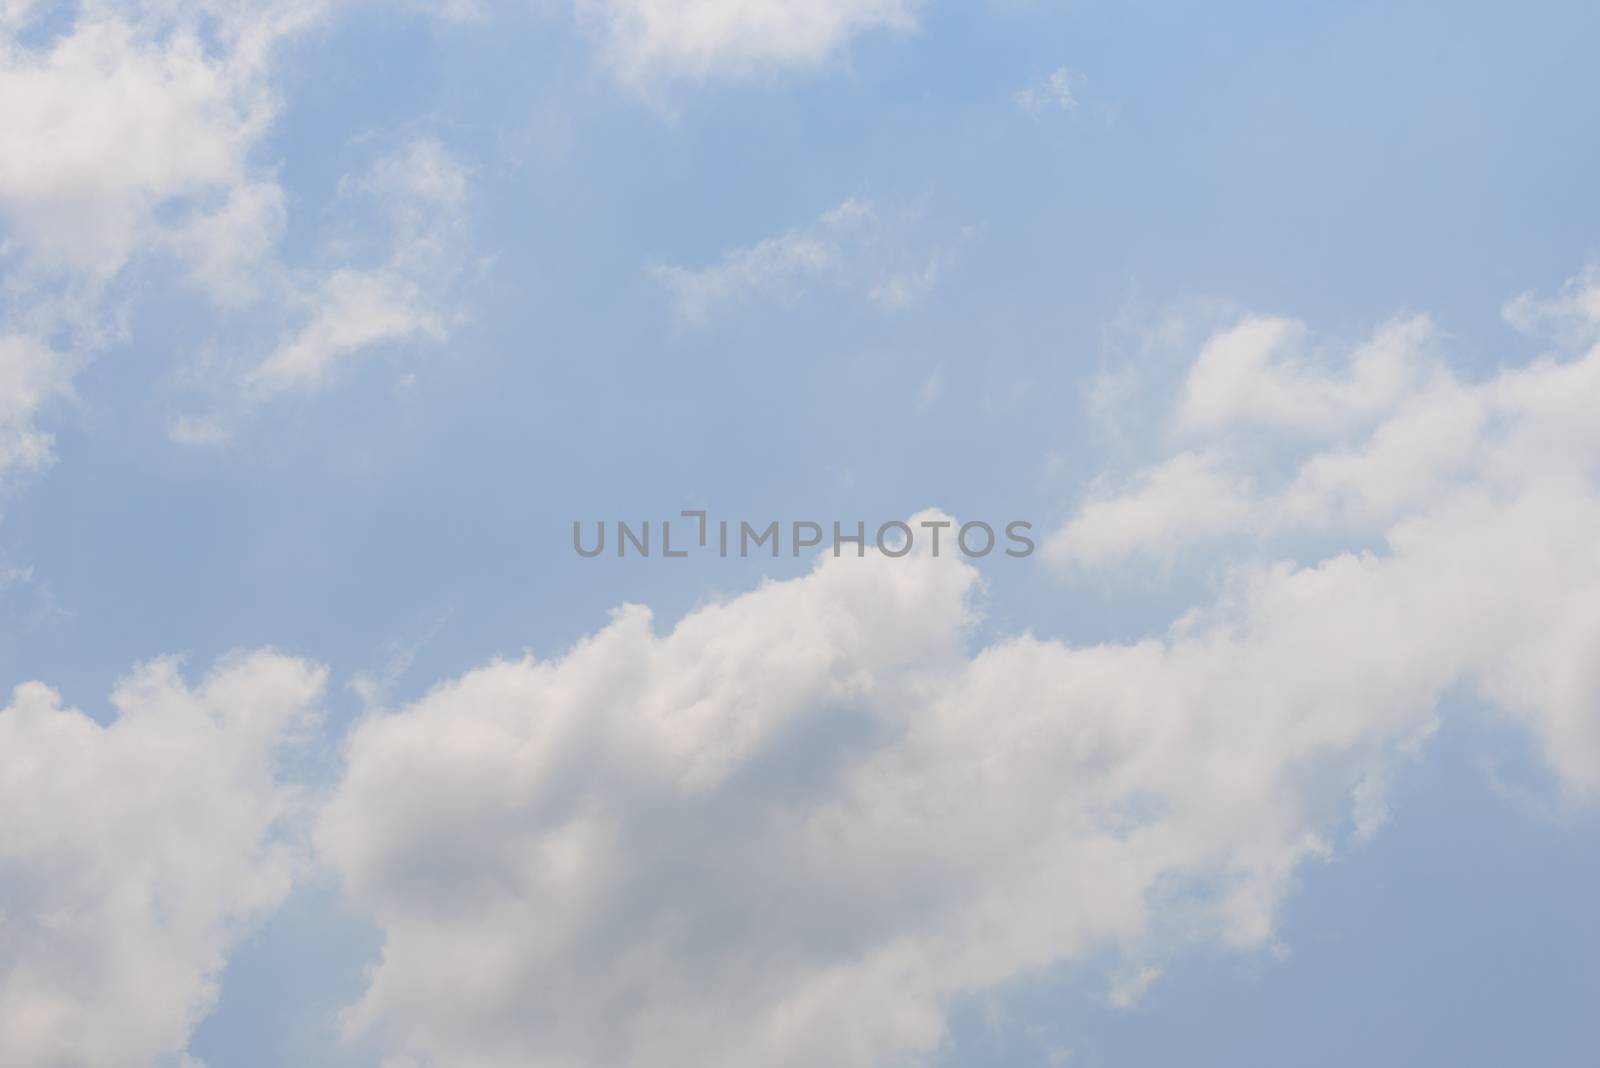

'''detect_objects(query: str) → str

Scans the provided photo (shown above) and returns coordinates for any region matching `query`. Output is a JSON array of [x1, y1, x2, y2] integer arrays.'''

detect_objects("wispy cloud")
[[1014, 66, 1079, 114], [576, 0, 921, 85], [650, 198, 957, 324]]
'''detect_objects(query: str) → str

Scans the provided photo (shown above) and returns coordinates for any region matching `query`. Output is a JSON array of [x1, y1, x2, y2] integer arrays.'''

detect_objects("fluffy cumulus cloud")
[[575, 0, 919, 84], [649, 198, 952, 324], [0, 2, 302, 276], [319, 274, 1600, 1068], [1050, 274, 1600, 792], [0, 652, 326, 1067], [317, 512, 1436, 1068]]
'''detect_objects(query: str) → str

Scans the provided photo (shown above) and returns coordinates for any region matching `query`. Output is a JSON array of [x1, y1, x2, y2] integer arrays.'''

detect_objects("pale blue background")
[[3, 1, 1597, 1063]]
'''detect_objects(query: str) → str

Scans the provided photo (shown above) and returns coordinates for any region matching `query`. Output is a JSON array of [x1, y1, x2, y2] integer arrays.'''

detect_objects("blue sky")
[[2, 2, 1599, 1066]]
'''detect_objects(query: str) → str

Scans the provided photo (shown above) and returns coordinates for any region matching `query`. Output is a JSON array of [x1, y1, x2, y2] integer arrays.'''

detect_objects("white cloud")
[[0, 6, 476, 469], [1048, 273, 1600, 793], [575, 0, 919, 84], [649, 198, 949, 324], [308, 521, 1440, 1064], [0, 652, 326, 1067], [1015, 66, 1078, 114], [1177, 314, 1433, 437], [1502, 265, 1600, 346], [166, 180, 289, 308], [245, 270, 445, 397], [868, 249, 949, 311], [0, 334, 74, 481], [1049, 312, 1456, 569], [1107, 964, 1162, 1009], [249, 139, 473, 398], [320, 274, 1600, 1068], [0, 8, 278, 276], [650, 198, 870, 323], [177, 138, 477, 424], [1045, 450, 1255, 570], [0, 2, 305, 480]]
